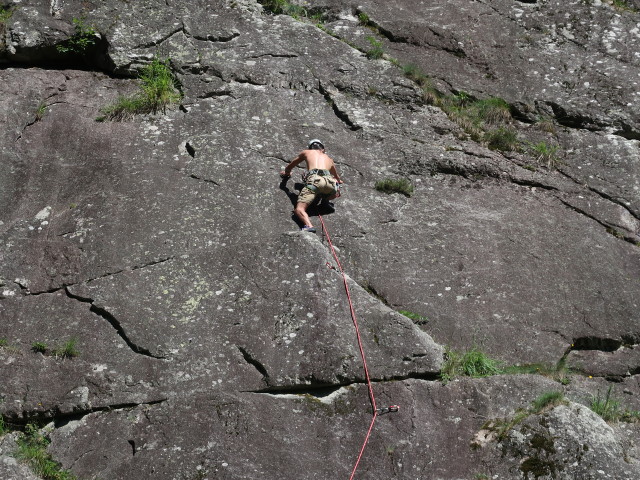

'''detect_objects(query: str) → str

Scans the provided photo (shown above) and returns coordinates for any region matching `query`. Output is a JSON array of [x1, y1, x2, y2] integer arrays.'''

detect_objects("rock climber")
[[280, 139, 343, 232]]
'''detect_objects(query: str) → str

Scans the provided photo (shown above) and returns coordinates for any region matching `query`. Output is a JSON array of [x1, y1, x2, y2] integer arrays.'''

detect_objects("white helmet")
[[308, 139, 325, 149]]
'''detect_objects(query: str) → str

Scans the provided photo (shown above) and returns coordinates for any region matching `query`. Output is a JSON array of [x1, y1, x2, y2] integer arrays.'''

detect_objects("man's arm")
[[329, 162, 342, 183], [280, 153, 305, 178]]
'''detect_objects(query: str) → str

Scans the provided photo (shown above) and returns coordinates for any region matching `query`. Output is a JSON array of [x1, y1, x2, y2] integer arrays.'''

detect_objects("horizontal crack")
[[4, 398, 167, 429], [23, 258, 174, 296], [245, 371, 439, 396]]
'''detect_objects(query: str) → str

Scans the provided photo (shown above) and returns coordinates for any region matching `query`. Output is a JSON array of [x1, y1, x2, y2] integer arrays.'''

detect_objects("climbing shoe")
[[301, 226, 316, 233]]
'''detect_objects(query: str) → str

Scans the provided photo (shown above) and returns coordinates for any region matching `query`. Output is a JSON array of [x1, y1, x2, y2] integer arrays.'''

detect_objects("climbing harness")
[[318, 214, 398, 479], [306, 168, 331, 177], [303, 171, 339, 198]]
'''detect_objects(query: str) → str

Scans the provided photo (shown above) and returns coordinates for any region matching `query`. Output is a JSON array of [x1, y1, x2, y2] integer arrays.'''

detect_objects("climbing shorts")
[[298, 173, 338, 204]]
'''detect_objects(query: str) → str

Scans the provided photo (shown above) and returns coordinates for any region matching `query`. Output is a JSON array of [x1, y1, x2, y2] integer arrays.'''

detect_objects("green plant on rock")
[[482, 391, 567, 440], [531, 391, 565, 412], [589, 385, 640, 422], [0, 5, 16, 23], [260, 0, 307, 18], [0, 415, 8, 436], [17, 424, 77, 480], [375, 178, 414, 197], [528, 141, 560, 169], [56, 17, 97, 54], [440, 346, 502, 382], [358, 12, 370, 26], [0, 338, 7, 347], [608, 0, 640, 12], [402, 63, 431, 88], [36, 101, 48, 121], [99, 58, 182, 121], [485, 127, 519, 152], [53, 338, 79, 359], [536, 116, 557, 135], [470, 97, 512, 125], [365, 36, 384, 59], [32, 342, 48, 354], [503, 357, 574, 385], [398, 310, 428, 325]]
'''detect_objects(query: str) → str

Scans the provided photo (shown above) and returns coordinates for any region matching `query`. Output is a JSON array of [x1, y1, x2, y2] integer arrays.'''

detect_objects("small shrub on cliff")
[[56, 18, 97, 54], [17, 424, 77, 480], [99, 58, 181, 121], [0, 5, 15, 23], [375, 178, 414, 197], [365, 36, 384, 59]]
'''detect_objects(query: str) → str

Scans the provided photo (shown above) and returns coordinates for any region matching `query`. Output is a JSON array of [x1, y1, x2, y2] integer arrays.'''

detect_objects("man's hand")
[[280, 171, 291, 179]]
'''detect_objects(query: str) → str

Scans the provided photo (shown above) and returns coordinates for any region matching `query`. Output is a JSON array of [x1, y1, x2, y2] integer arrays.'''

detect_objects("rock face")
[[1, 0, 639, 479]]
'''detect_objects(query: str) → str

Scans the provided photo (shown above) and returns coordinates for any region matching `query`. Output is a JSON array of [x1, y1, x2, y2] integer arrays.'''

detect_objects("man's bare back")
[[297, 149, 334, 170], [281, 149, 341, 181]]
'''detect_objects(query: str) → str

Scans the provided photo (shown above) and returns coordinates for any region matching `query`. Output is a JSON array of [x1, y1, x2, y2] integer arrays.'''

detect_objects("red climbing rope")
[[318, 214, 380, 480]]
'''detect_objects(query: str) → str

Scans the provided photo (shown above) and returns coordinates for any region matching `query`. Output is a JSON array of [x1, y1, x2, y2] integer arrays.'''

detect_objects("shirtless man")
[[280, 139, 343, 232]]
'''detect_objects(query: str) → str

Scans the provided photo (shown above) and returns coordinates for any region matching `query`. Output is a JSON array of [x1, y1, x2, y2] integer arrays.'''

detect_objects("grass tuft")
[[503, 360, 573, 385], [17, 424, 77, 480], [528, 141, 561, 169], [588, 385, 640, 422], [99, 58, 181, 121], [375, 178, 414, 197], [32, 342, 48, 354], [485, 127, 519, 152], [531, 391, 565, 412], [53, 338, 79, 359], [441, 347, 502, 382], [398, 310, 428, 325]]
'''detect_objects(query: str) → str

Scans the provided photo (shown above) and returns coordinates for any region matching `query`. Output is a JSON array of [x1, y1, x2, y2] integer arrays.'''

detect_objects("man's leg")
[[294, 201, 313, 228]]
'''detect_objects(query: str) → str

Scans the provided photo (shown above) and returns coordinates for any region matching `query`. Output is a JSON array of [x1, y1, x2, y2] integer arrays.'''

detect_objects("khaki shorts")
[[298, 174, 338, 204]]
